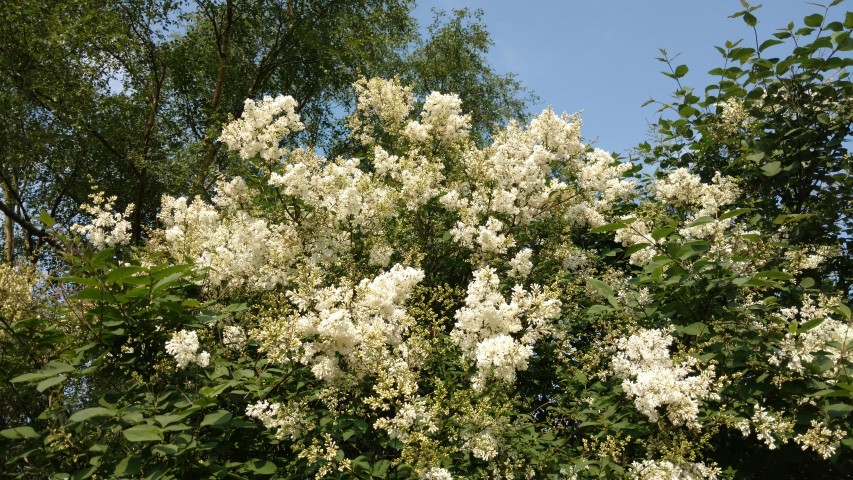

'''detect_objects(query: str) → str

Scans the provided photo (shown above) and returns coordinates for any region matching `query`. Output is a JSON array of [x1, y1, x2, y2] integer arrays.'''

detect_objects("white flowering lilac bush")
[[5, 24, 853, 477]]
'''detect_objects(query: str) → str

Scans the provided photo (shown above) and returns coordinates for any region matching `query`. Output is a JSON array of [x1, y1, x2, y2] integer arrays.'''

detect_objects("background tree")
[[0, 0, 532, 260]]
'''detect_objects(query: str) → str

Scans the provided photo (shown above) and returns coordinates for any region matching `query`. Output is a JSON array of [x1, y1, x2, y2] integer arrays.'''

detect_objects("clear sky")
[[413, 1, 831, 157]]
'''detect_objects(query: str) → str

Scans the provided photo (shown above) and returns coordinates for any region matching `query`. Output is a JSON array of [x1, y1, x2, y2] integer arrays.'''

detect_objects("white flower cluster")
[[348, 77, 415, 145], [404, 91, 471, 145], [219, 94, 303, 161], [451, 267, 561, 390], [440, 106, 628, 258], [735, 405, 794, 450], [259, 265, 424, 389], [794, 419, 847, 459], [570, 148, 636, 228], [165, 330, 210, 368], [267, 149, 401, 240], [783, 245, 835, 276], [245, 399, 307, 440], [507, 247, 533, 279], [467, 429, 499, 461], [655, 169, 739, 221], [222, 325, 246, 350], [156, 177, 300, 290], [372, 398, 438, 441], [71, 191, 134, 249], [717, 97, 748, 134], [613, 219, 656, 266], [629, 458, 720, 480], [611, 329, 719, 429], [421, 467, 454, 480], [613, 170, 739, 265], [769, 296, 852, 378]]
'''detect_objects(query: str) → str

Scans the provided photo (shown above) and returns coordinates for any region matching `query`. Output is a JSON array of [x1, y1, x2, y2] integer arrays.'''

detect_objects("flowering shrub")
[[2, 6, 852, 477]]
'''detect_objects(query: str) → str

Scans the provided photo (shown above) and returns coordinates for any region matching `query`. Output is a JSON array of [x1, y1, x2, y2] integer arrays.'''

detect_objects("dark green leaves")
[[0, 426, 39, 439], [200, 410, 233, 427], [122, 425, 163, 443], [761, 161, 781, 176], [69, 407, 116, 423]]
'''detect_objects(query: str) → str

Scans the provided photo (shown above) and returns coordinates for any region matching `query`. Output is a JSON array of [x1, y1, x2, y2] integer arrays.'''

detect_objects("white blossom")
[[629, 458, 720, 480], [794, 419, 846, 459], [71, 191, 134, 249], [246, 400, 308, 440], [452, 267, 560, 390], [223, 325, 247, 350], [508, 248, 534, 279], [219, 94, 303, 161], [165, 330, 209, 369], [421, 467, 454, 480], [611, 329, 719, 429]]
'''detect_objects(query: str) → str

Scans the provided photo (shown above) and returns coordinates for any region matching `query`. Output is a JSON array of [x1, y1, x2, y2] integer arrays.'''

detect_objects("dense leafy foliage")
[[1, 3, 852, 480]]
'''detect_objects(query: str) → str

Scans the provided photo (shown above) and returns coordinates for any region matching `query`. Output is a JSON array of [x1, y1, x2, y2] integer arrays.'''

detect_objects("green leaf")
[[831, 304, 851, 320], [245, 459, 277, 475], [372, 459, 391, 478], [587, 305, 614, 315], [113, 456, 141, 476], [199, 382, 231, 398], [36, 375, 67, 392], [71, 466, 97, 480], [743, 11, 757, 27], [719, 208, 754, 220], [9, 372, 49, 383], [106, 266, 145, 285], [804, 13, 823, 27], [773, 213, 815, 225], [674, 64, 689, 78], [151, 444, 180, 456], [825, 403, 853, 419], [678, 105, 697, 117], [680, 322, 708, 336], [151, 271, 186, 294], [153, 413, 189, 427], [123, 424, 163, 442], [686, 216, 714, 228], [70, 407, 116, 423], [11, 362, 75, 383], [746, 152, 765, 162], [39, 210, 56, 228], [798, 318, 825, 332], [590, 222, 626, 234], [222, 303, 248, 313], [0, 426, 40, 439], [200, 410, 233, 427], [758, 39, 783, 51], [761, 161, 781, 176], [754, 270, 794, 281], [587, 279, 614, 298], [652, 228, 674, 240], [623, 242, 651, 257]]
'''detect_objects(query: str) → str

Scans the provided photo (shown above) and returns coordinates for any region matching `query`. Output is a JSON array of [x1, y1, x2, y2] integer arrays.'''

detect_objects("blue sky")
[[413, 1, 829, 157]]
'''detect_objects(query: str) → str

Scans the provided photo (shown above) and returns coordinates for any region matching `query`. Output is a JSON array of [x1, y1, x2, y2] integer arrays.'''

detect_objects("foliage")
[[1, 3, 852, 480], [640, 0, 853, 299]]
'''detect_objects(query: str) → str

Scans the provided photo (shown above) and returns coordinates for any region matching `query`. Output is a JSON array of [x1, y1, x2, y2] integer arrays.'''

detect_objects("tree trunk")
[[3, 182, 14, 263]]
